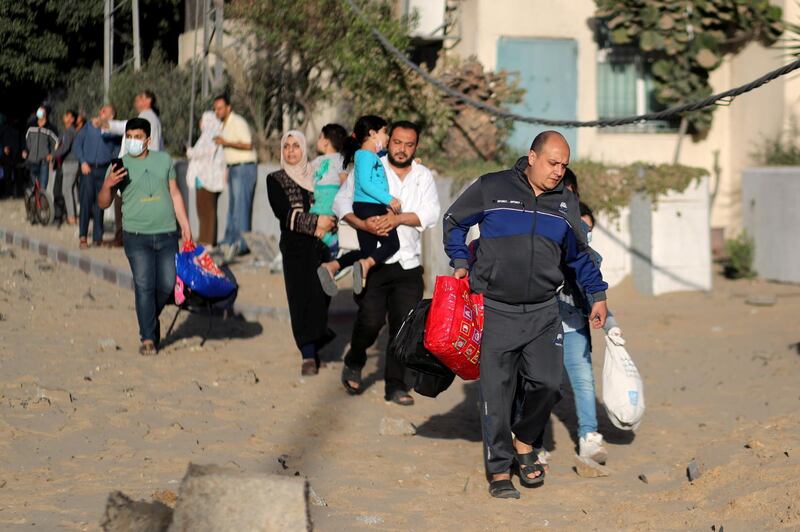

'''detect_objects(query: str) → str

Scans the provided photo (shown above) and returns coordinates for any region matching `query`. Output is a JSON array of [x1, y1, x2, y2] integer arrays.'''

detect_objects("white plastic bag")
[[601, 335, 645, 431]]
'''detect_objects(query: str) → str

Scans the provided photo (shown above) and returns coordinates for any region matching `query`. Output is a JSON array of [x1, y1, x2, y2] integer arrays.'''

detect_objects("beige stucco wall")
[[451, 0, 791, 235]]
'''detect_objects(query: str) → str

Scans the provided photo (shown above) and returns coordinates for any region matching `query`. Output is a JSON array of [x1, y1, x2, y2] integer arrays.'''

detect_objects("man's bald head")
[[526, 130, 571, 195], [530, 130, 569, 155]]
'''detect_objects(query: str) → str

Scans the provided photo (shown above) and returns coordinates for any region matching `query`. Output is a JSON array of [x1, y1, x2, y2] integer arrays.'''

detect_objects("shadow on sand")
[[160, 307, 263, 349]]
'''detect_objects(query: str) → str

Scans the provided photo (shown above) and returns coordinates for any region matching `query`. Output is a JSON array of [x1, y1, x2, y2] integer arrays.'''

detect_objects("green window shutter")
[[597, 57, 637, 119]]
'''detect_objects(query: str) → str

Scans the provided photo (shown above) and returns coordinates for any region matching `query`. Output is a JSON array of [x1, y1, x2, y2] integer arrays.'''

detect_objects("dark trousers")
[[28, 160, 49, 190], [479, 300, 563, 475], [337, 202, 400, 269], [196, 187, 220, 246], [344, 262, 423, 396], [123, 231, 179, 343], [79, 166, 107, 242]]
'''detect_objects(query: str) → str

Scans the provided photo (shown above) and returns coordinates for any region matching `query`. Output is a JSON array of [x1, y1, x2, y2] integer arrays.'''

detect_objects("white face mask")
[[586, 231, 593, 244], [36, 108, 45, 120], [125, 138, 146, 157]]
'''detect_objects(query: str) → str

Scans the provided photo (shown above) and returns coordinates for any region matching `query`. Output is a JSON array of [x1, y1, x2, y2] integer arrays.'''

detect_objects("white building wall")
[[451, 0, 791, 238]]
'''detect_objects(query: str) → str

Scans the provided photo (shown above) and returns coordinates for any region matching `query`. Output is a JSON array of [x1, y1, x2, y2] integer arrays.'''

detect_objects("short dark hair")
[[138, 90, 159, 115], [125, 117, 151, 137], [343, 115, 388, 168], [579, 201, 595, 227], [562, 168, 579, 197], [530, 130, 567, 154], [389, 120, 421, 141], [65, 109, 78, 121], [213, 94, 231, 106], [321, 123, 348, 153]]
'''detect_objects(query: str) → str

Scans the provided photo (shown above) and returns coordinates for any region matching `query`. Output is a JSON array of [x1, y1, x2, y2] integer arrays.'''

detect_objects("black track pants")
[[478, 299, 564, 475]]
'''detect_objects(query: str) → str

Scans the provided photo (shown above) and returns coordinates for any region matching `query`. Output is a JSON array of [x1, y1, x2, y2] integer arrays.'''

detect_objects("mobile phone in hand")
[[110, 158, 127, 193]]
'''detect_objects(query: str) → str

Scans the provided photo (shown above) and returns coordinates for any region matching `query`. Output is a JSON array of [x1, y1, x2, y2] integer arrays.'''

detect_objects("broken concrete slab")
[[36, 385, 73, 405], [168, 463, 309, 532], [574, 455, 610, 478], [637, 467, 672, 484], [100, 491, 172, 532], [379, 417, 416, 436], [98, 337, 120, 352], [687, 458, 704, 481], [745, 295, 776, 307]]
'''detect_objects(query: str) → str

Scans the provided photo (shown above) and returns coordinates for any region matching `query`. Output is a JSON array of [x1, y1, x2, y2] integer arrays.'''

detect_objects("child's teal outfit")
[[309, 153, 344, 248], [353, 149, 392, 205]]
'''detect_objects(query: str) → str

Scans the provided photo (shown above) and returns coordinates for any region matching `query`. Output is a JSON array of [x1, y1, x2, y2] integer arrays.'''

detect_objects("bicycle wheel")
[[36, 191, 54, 226]]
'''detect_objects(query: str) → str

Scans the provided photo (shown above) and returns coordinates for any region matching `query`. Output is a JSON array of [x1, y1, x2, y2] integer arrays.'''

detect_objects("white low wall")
[[742, 167, 800, 284], [629, 176, 712, 295]]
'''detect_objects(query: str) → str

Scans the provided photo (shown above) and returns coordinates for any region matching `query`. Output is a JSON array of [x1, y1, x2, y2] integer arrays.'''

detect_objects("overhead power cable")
[[343, 0, 800, 128]]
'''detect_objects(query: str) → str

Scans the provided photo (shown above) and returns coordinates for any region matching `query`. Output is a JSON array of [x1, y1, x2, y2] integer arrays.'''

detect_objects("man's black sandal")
[[488, 479, 520, 499], [385, 390, 414, 406], [341, 365, 363, 395], [516, 452, 546, 487]]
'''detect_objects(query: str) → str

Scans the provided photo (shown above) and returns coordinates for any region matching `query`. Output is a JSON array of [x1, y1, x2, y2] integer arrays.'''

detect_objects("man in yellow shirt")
[[212, 95, 257, 260]]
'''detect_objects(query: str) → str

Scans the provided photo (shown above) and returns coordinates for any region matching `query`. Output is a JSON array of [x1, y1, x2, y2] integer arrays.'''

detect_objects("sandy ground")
[[2, 201, 800, 530]]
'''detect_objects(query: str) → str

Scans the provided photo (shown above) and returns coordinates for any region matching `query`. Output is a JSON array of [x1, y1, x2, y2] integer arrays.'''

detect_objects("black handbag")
[[389, 299, 456, 398]]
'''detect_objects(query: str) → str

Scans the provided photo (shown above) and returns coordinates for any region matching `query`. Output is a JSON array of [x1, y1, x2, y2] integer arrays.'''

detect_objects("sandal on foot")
[[138, 342, 157, 356], [341, 365, 362, 395], [79, 238, 88, 250], [385, 390, 415, 406], [301, 359, 319, 376], [516, 451, 546, 487], [316, 265, 339, 297], [488, 479, 520, 499]]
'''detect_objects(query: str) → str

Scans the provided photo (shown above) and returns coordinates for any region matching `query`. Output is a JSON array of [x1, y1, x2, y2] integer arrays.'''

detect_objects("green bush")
[[751, 121, 800, 166], [724, 232, 756, 279], [437, 156, 706, 218]]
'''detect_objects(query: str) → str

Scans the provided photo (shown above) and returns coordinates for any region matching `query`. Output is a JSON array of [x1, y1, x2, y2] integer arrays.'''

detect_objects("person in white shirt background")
[[333, 120, 440, 406]]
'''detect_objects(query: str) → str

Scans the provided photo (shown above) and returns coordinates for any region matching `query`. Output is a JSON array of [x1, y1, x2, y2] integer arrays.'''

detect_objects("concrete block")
[[631, 176, 712, 295], [168, 463, 309, 532], [743, 167, 800, 284], [100, 491, 172, 532], [379, 417, 417, 436]]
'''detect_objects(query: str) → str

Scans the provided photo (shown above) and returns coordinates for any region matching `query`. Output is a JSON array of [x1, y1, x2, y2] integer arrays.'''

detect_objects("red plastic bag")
[[423, 276, 484, 380]]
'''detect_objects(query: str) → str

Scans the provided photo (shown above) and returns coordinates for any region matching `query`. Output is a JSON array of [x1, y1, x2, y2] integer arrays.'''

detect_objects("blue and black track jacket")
[[443, 157, 608, 305]]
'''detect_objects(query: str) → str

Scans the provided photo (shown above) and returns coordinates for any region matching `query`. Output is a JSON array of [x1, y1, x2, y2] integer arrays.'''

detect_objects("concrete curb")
[[0, 226, 296, 320]]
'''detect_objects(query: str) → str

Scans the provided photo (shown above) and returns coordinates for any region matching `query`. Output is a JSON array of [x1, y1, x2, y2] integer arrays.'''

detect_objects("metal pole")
[[213, 0, 223, 89], [188, 0, 202, 147], [132, 0, 141, 71], [201, 0, 211, 98], [103, 0, 112, 100]]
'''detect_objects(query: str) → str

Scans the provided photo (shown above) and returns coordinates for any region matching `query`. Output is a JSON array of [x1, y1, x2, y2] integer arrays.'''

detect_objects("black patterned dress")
[[266, 170, 333, 353]]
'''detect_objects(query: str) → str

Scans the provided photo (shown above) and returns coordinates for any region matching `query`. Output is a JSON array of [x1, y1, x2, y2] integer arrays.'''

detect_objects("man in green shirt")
[[99, 118, 192, 356]]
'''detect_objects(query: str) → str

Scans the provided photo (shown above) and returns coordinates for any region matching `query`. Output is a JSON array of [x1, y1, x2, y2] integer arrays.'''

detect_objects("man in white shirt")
[[212, 94, 258, 259], [333, 120, 440, 405]]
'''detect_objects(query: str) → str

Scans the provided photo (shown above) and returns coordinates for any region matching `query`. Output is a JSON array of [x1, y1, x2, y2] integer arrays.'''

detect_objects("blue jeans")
[[79, 166, 107, 242], [562, 327, 597, 439], [123, 231, 178, 343], [28, 161, 49, 190], [221, 162, 257, 253]]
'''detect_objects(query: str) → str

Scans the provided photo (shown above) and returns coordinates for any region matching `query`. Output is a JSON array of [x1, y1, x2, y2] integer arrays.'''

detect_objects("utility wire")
[[343, 0, 800, 128]]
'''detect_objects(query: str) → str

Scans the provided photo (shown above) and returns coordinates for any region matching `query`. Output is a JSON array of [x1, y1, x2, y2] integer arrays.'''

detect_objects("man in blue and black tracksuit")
[[443, 131, 608, 499]]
